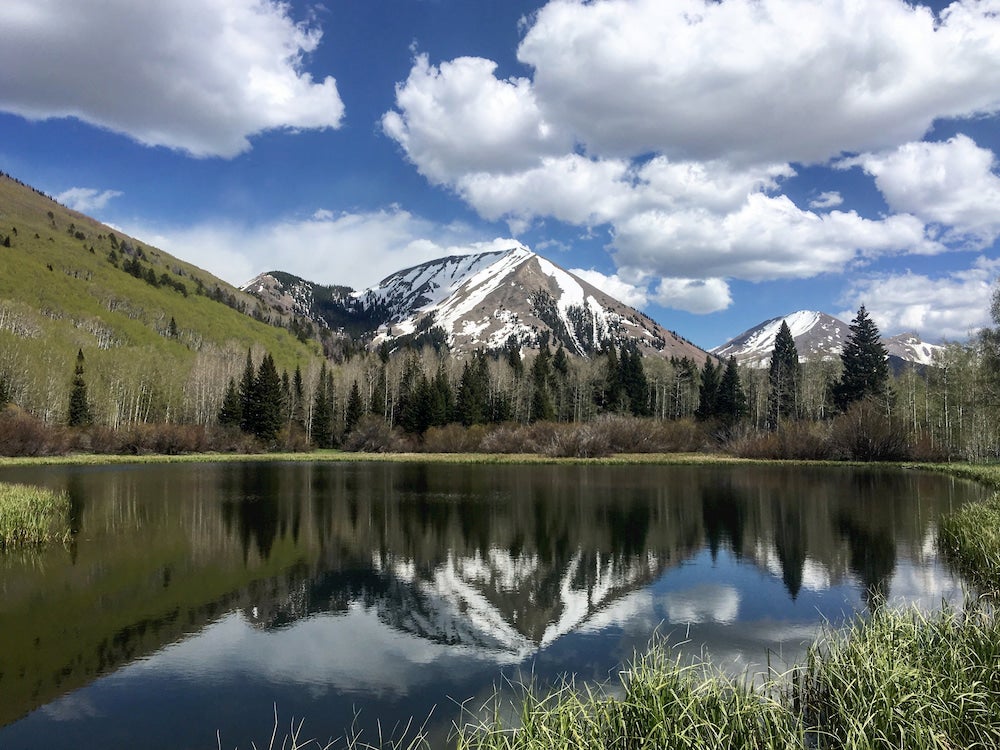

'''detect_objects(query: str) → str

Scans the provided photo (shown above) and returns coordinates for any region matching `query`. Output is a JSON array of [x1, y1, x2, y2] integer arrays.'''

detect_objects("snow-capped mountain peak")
[[360, 247, 707, 360], [712, 311, 942, 368]]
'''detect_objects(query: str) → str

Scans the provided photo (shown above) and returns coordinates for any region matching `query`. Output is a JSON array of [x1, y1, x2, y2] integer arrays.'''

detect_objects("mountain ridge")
[[244, 247, 710, 362], [712, 310, 942, 368]]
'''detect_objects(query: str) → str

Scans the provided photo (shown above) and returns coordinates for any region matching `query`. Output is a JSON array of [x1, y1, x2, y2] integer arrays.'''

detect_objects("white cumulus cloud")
[[382, 54, 569, 184], [382, 0, 1000, 315], [653, 277, 733, 314], [838, 257, 1000, 340], [127, 208, 520, 290], [809, 191, 844, 209], [569, 268, 649, 309], [55, 187, 123, 213], [0, 0, 345, 157], [518, 0, 1000, 165], [844, 135, 1000, 247]]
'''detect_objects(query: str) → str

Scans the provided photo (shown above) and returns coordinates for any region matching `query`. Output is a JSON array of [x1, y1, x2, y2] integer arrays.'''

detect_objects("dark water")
[[0, 461, 985, 749]]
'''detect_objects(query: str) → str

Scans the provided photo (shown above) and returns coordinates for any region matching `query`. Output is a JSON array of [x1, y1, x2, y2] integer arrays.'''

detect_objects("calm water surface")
[[0, 462, 986, 748]]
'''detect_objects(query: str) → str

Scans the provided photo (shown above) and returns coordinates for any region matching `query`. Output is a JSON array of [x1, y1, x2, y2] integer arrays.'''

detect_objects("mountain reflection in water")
[[0, 461, 982, 749]]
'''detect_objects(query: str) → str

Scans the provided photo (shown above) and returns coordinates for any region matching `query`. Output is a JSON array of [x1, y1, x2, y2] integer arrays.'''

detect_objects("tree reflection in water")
[[0, 461, 979, 745]]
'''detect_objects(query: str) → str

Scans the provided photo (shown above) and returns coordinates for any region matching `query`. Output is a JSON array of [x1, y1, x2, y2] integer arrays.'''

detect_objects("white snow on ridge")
[[725, 311, 822, 358], [536, 255, 585, 308], [715, 310, 942, 368], [360, 250, 514, 314], [429, 247, 533, 332]]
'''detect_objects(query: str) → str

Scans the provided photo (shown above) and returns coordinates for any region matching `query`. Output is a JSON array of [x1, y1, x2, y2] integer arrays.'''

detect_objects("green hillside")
[[0, 173, 325, 427]]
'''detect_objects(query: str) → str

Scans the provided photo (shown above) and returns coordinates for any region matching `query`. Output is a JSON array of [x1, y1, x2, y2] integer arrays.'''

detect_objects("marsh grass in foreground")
[[0, 482, 71, 549], [454, 605, 1000, 750], [939, 494, 1000, 595]]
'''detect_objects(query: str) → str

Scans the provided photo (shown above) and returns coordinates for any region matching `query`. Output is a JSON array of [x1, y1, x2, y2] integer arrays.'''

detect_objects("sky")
[[1, 0, 999, 350]]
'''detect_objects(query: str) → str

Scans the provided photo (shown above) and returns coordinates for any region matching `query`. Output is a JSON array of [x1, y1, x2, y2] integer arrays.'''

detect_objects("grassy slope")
[[0, 174, 323, 420]]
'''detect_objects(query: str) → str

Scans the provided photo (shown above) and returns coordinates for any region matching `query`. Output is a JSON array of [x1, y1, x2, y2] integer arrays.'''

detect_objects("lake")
[[0, 461, 986, 749]]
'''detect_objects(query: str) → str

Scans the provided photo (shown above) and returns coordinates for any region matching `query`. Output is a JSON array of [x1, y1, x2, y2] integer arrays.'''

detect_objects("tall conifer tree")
[[291, 365, 306, 431], [218, 377, 242, 427], [696, 356, 720, 420], [717, 356, 748, 425], [67, 349, 92, 426], [834, 305, 891, 411], [345, 380, 363, 434], [311, 363, 333, 447], [252, 354, 284, 442], [238, 349, 256, 434], [767, 321, 801, 428]]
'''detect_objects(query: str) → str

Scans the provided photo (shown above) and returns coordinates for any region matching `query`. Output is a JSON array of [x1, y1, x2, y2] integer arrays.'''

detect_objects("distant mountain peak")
[[712, 310, 942, 367], [245, 247, 709, 361]]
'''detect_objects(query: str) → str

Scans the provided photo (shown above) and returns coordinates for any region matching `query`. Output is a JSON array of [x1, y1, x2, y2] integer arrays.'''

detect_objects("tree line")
[[4, 295, 1000, 461]]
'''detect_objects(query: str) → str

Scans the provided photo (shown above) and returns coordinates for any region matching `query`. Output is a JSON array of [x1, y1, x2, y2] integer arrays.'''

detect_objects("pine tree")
[[67, 349, 92, 426], [311, 363, 333, 447], [238, 349, 256, 434], [530, 347, 555, 422], [402, 373, 434, 434], [767, 321, 801, 428], [696, 356, 720, 420], [218, 377, 242, 427], [716, 356, 748, 425], [345, 380, 364, 434], [620, 344, 650, 417], [456, 350, 490, 426], [834, 305, 891, 411], [430, 362, 454, 426], [291, 365, 306, 431], [251, 353, 284, 443], [602, 345, 625, 412], [504, 335, 524, 379]]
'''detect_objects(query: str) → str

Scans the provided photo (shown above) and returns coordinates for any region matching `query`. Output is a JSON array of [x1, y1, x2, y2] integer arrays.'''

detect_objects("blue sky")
[[1, 0, 999, 350]]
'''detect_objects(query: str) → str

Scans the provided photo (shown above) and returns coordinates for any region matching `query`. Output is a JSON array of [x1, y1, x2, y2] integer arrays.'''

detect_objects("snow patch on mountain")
[[713, 311, 942, 368], [884, 333, 942, 366]]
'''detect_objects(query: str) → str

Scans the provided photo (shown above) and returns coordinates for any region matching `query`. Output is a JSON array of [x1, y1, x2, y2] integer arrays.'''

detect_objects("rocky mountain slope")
[[712, 310, 941, 368], [244, 247, 709, 361]]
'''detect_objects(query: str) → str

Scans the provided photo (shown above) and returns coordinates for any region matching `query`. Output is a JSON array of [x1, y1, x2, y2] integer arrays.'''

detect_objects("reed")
[[791, 605, 1000, 749], [0, 482, 71, 549], [456, 604, 1000, 750], [939, 494, 1000, 595]]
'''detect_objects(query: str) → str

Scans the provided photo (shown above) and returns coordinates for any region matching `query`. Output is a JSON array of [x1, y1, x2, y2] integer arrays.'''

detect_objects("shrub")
[[543, 423, 612, 458], [342, 416, 408, 453], [0, 406, 70, 456], [479, 423, 535, 454], [421, 423, 486, 453], [830, 399, 911, 461], [729, 421, 835, 460]]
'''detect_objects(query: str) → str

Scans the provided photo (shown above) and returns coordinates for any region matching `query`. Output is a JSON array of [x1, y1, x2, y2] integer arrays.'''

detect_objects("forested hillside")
[[0, 173, 325, 429]]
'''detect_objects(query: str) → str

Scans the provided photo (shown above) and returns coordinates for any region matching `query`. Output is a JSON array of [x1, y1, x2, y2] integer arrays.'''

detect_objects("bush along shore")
[[0, 482, 71, 549]]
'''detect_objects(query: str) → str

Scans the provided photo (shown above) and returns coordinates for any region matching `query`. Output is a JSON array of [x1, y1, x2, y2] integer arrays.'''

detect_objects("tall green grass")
[[939, 495, 1000, 595], [456, 604, 1000, 750], [0, 482, 71, 548]]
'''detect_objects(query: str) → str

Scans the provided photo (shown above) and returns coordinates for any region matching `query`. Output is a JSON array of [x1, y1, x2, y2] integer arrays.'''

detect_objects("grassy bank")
[[453, 600, 1000, 750], [0, 482, 70, 549]]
